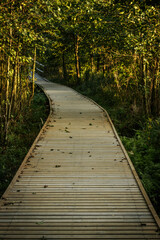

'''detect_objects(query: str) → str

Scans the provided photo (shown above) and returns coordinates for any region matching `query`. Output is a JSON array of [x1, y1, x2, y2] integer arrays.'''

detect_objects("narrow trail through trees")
[[0, 74, 159, 239]]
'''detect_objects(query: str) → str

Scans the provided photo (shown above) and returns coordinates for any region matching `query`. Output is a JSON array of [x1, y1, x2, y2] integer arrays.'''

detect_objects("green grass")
[[0, 85, 49, 196]]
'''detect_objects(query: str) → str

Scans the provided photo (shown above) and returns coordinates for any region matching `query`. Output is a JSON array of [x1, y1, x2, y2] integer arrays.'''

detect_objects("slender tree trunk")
[[62, 51, 67, 80], [139, 54, 147, 115], [3, 27, 12, 141], [32, 46, 36, 98], [133, 53, 138, 87], [151, 58, 159, 115], [29, 46, 37, 106], [17, 58, 21, 111], [74, 35, 80, 83], [8, 51, 18, 120], [97, 54, 100, 72], [114, 71, 120, 91], [4, 57, 10, 140], [102, 54, 105, 77], [13, 54, 18, 112], [143, 61, 149, 115], [0, 51, 4, 142], [91, 53, 94, 73]]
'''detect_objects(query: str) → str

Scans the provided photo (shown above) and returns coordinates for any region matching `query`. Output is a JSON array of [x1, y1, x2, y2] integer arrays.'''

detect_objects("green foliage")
[[0, 0, 52, 143], [0, 86, 49, 196], [121, 118, 160, 215]]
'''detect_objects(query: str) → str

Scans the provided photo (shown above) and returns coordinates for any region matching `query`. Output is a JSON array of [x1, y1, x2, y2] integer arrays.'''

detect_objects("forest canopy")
[[0, 0, 160, 134]]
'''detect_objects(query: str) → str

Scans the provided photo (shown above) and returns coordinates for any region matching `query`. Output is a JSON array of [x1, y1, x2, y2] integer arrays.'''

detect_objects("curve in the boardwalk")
[[0, 74, 160, 240]]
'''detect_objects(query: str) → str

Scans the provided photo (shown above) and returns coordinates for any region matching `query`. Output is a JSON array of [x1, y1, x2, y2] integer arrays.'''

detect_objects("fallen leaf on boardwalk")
[[141, 223, 146, 226], [55, 165, 61, 168], [1, 197, 7, 201], [65, 129, 70, 133], [41, 236, 46, 240], [36, 221, 44, 225], [4, 202, 14, 206], [44, 185, 48, 188]]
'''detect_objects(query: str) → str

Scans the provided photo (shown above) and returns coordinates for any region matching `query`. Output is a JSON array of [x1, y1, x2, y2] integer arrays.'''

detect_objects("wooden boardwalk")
[[0, 74, 160, 239]]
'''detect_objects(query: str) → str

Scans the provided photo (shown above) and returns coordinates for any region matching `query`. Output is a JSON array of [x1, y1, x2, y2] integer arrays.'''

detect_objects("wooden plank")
[[0, 234, 159, 239]]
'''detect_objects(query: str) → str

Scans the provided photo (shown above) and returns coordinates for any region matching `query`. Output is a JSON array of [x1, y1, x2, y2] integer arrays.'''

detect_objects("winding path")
[[0, 74, 160, 239]]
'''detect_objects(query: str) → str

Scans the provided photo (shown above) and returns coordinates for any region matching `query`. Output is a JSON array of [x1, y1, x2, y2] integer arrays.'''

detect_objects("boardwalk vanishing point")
[[0, 74, 160, 239]]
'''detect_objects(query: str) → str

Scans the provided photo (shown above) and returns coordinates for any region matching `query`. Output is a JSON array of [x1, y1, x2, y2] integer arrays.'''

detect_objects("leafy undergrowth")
[[121, 119, 160, 216], [0, 85, 49, 196]]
